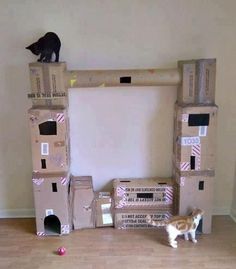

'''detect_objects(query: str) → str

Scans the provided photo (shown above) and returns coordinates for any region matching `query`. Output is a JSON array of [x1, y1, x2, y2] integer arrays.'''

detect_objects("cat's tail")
[[146, 215, 167, 227]]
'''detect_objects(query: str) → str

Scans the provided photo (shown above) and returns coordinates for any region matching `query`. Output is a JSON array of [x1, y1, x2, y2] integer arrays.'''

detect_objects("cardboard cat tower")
[[28, 58, 217, 235]]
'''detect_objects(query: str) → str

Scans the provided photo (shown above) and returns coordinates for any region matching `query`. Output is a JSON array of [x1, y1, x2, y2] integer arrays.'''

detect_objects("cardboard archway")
[[44, 215, 61, 235]]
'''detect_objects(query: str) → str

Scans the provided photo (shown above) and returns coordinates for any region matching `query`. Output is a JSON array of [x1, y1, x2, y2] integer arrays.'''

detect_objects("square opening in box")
[[39, 121, 57, 135]]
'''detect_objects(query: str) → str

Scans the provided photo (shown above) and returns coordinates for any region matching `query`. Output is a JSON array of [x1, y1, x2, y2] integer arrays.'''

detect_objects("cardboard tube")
[[65, 68, 181, 88]]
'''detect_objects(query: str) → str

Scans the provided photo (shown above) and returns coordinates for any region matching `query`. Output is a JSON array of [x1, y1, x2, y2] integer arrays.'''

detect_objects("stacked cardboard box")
[[70, 176, 95, 229], [28, 107, 70, 173], [28, 62, 71, 236], [113, 178, 174, 229], [32, 172, 71, 236], [173, 58, 217, 234], [28, 62, 67, 107]]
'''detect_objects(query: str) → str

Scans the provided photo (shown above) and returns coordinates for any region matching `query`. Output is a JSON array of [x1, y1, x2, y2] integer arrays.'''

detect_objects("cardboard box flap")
[[71, 175, 93, 189], [28, 107, 68, 126], [32, 171, 69, 180], [113, 177, 174, 189]]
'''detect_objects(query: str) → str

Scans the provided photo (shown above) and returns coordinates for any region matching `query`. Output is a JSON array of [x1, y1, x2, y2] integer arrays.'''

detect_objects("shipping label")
[[45, 209, 54, 216], [41, 143, 49, 155], [199, 126, 207, 136], [102, 213, 113, 225], [178, 136, 201, 146]]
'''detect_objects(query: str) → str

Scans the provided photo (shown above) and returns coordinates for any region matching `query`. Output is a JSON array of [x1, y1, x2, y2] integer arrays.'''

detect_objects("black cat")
[[26, 32, 61, 62]]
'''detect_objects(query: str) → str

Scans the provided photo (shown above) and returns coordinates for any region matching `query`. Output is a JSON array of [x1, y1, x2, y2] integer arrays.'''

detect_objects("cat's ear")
[[26, 44, 33, 50]]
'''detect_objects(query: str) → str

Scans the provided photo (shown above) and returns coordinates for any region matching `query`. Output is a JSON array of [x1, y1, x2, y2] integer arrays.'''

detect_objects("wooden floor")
[[0, 216, 235, 269]]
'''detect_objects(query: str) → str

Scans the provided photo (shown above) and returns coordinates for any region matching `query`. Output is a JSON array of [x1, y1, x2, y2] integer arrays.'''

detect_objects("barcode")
[[125, 198, 165, 202], [41, 143, 49, 155]]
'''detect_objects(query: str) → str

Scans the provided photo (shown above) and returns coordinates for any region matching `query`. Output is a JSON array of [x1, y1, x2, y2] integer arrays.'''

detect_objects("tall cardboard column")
[[173, 59, 217, 234], [28, 62, 71, 236]]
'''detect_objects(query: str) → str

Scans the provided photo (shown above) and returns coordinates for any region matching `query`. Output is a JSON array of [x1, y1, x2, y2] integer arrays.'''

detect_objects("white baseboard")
[[212, 206, 230, 215], [0, 209, 35, 218], [0, 207, 234, 219], [230, 208, 236, 222]]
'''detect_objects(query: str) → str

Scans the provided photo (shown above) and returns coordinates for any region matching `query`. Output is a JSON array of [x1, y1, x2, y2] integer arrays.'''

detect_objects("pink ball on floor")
[[57, 246, 66, 256]]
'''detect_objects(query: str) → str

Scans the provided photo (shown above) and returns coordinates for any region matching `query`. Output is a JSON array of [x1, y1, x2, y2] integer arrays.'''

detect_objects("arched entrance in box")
[[44, 215, 61, 235]]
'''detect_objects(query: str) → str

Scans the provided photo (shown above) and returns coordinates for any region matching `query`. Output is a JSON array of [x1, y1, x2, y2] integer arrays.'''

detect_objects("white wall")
[[69, 86, 176, 191], [0, 0, 235, 217], [231, 162, 236, 221]]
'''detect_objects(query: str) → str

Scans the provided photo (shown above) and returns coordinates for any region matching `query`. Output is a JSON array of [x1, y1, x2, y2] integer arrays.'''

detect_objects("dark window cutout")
[[120, 76, 131, 84], [39, 121, 57, 135], [199, 181, 204, 190], [137, 193, 153, 199], [41, 159, 46, 169], [52, 183, 57, 192], [120, 180, 131, 183], [188, 114, 210, 126], [190, 156, 195, 170]]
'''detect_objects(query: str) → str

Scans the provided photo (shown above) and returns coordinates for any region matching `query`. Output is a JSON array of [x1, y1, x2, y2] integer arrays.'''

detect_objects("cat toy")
[[57, 246, 66, 256]]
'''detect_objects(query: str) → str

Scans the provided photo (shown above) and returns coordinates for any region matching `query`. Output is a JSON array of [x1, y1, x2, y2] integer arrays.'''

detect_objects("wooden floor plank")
[[0, 216, 235, 269]]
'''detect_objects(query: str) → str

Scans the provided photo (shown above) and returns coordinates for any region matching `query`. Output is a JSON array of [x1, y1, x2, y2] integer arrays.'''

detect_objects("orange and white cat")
[[146, 209, 204, 248]]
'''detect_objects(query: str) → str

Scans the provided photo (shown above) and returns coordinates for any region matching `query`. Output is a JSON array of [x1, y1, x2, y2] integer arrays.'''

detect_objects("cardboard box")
[[32, 172, 71, 236], [28, 62, 68, 107], [174, 172, 214, 234], [173, 104, 217, 172], [70, 176, 95, 229], [113, 178, 174, 209], [177, 59, 216, 105], [174, 141, 215, 172], [114, 208, 173, 229], [95, 192, 113, 227], [174, 104, 218, 137], [28, 107, 70, 173], [177, 60, 196, 104]]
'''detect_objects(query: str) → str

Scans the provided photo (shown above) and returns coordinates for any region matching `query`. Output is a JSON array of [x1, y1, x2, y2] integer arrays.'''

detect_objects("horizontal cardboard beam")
[[65, 68, 181, 88]]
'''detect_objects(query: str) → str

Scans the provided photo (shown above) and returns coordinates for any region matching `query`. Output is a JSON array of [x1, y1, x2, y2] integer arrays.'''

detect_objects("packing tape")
[[70, 78, 77, 87], [181, 114, 189, 122], [61, 224, 70, 234], [54, 141, 65, 147], [99, 83, 106, 87]]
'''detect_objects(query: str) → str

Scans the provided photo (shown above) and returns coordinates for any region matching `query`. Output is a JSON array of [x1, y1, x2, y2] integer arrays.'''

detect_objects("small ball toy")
[[57, 246, 66, 256]]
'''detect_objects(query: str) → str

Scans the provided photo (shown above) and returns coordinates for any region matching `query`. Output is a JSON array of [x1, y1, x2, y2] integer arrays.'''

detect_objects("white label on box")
[[182, 114, 189, 122], [179, 136, 200, 146], [41, 143, 49, 155], [101, 203, 111, 211], [101, 204, 112, 224], [45, 209, 54, 216], [102, 213, 113, 225], [199, 126, 207, 137]]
